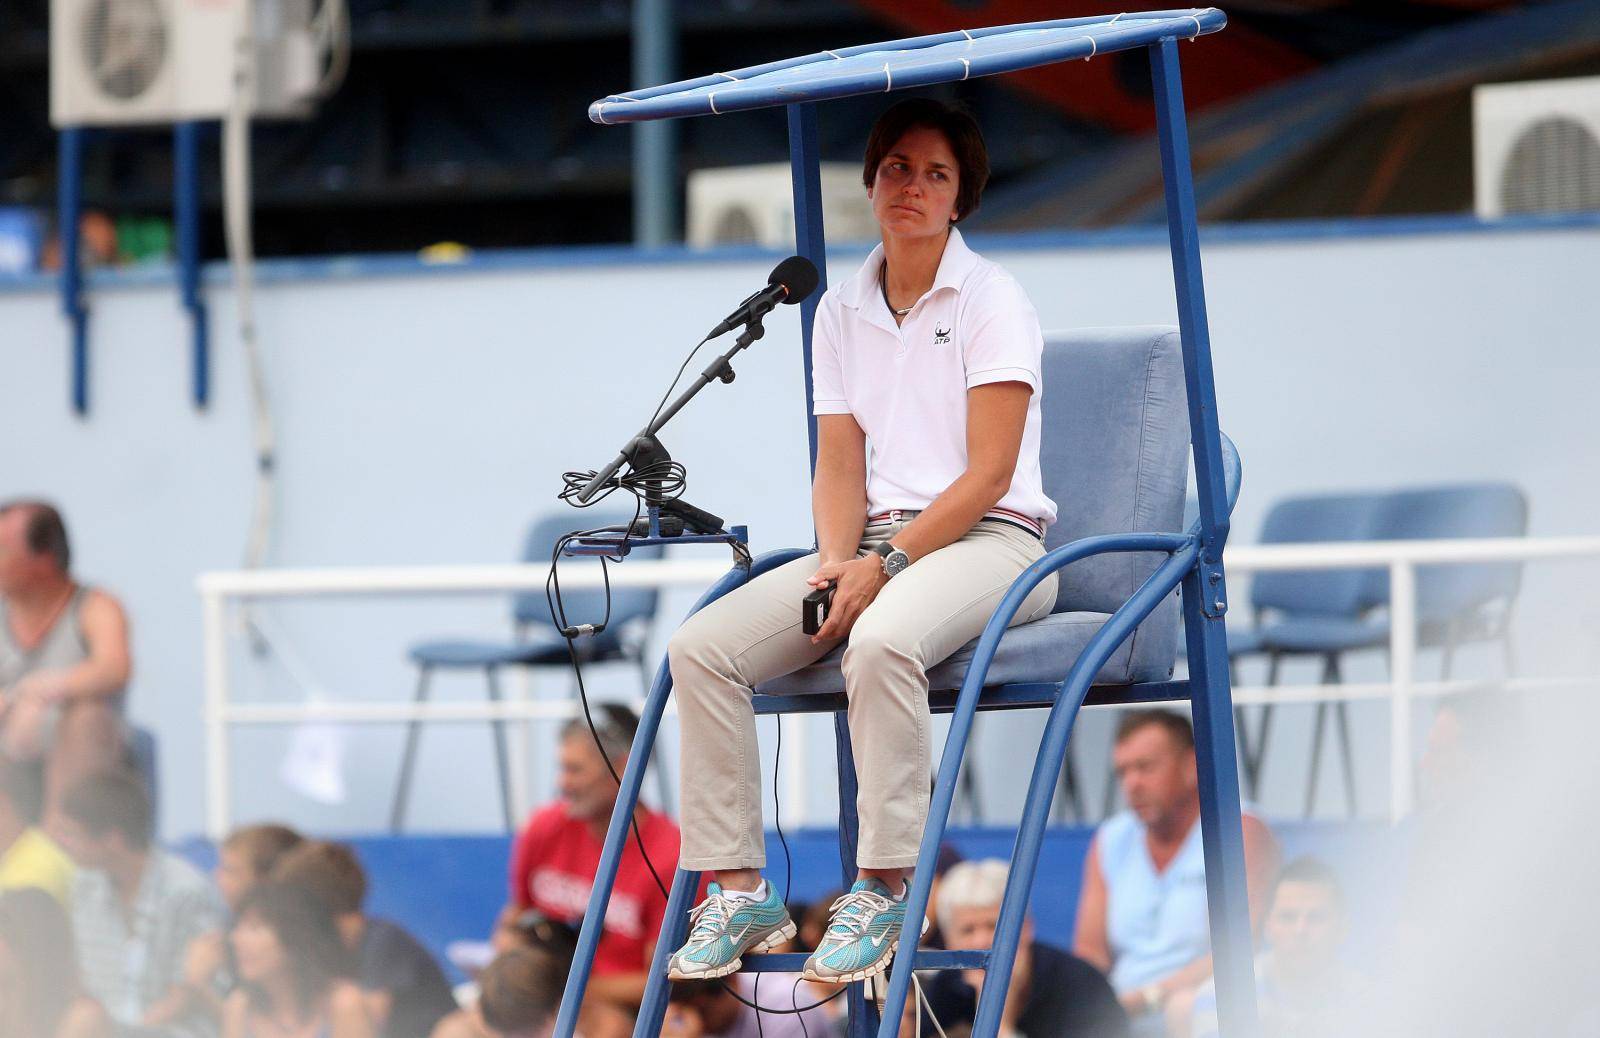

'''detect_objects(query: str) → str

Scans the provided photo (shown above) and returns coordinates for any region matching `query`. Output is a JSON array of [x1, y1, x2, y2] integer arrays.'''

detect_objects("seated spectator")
[[0, 500, 131, 830], [663, 977, 833, 1038], [1073, 711, 1278, 1037], [1185, 858, 1365, 1038], [182, 824, 308, 1029], [56, 771, 224, 1034], [471, 948, 564, 1038], [920, 859, 1128, 1038], [224, 882, 373, 1038], [497, 705, 678, 1014], [0, 886, 112, 1038], [274, 840, 456, 1038], [0, 754, 73, 904]]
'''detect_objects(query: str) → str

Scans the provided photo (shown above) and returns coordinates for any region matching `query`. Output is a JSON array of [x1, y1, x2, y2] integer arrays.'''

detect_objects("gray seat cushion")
[[756, 326, 1190, 696]]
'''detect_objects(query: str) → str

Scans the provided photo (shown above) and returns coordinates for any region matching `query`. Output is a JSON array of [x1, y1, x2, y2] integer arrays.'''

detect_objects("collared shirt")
[[0, 826, 75, 905], [71, 850, 225, 1029], [810, 227, 1057, 529]]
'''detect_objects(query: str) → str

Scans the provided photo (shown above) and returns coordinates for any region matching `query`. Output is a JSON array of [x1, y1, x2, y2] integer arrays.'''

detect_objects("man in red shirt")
[[501, 704, 678, 1014]]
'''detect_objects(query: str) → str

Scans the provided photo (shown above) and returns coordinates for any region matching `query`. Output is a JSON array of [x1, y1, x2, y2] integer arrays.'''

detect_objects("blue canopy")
[[588, 8, 1226, 124]]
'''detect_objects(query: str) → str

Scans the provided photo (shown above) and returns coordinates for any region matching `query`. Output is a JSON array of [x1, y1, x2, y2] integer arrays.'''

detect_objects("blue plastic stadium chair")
[[1235, 484, 1526, 817], [1225, 494, 1386, 810], [390, 514, 664, 832]]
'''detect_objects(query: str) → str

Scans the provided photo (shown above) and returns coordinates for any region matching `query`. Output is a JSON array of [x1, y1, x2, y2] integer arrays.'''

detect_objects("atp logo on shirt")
[[933, 325, 951, 345]]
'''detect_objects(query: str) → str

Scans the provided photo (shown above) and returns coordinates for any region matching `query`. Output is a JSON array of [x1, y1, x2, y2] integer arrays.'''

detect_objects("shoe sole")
[[666, 918, 798, 982]]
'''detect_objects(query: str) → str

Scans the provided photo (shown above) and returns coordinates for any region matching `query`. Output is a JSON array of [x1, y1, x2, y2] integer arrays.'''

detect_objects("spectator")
[[0, 754, 73, 904], [663, 977, 833, 1038], [55, 771, 224, 1034], [499, 705, 678, 1014], [0, 500, 131, 830], [183, 824, 308, 1030], [274, 840, 456, 1038], [920, 859, 1128, 1038], [472, 948, 564, 1038], [224, 882, 373, 1038], [0, 886, 112, 1038], [430, 914, 632, 1038], [1185, 858, 1365, 1038], [1072, 711, 1278, 1037]]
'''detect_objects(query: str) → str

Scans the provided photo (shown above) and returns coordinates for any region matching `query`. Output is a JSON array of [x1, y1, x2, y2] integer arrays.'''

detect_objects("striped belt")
[[866, 507, 1044, 539]]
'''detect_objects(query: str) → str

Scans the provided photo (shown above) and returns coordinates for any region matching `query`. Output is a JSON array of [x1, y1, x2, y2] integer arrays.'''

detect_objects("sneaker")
[[667, 881, 797, 981], [801, 878, 926, 984]]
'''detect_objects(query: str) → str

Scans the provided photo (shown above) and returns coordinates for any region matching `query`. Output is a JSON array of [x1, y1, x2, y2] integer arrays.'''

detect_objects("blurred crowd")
[[3, 497, 1499, 1037]]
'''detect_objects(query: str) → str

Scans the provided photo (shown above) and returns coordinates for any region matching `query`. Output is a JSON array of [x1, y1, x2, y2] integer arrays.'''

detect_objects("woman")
[[0, 887, 111, 1038], [224, 883, 374, 1038], [667, 98, 1058, 986]]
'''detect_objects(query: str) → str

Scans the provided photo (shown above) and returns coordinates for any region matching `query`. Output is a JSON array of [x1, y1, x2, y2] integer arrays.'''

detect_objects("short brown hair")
[[62, 771, 151, 849], [478, 948, 564, 1035], [1114, 709, 1195, 751], [272, 840, 367, 916], [0, 500, 70, 572], [222, 824, 304, 880], [861, 97, 990, 223]]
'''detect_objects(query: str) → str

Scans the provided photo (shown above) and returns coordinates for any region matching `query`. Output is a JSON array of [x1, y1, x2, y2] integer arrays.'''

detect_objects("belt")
[[866, 507, 1044, 539]]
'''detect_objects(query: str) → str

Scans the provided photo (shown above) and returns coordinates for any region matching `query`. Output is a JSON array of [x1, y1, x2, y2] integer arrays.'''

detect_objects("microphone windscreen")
[[769, 255, 820, 305]]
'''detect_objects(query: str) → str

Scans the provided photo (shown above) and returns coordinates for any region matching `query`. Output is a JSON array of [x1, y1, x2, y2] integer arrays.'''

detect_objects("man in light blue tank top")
[[1072, 711, 1279, 1037], [0, 501, 131, 831]]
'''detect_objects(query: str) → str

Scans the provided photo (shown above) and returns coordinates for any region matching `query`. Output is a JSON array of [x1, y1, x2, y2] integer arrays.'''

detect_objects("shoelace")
[[823, 887, 895, 942], [686, 892, 736, 944]]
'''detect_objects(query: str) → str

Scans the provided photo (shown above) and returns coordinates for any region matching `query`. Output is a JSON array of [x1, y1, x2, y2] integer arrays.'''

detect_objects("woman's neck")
[[880, 228, 949, 305]]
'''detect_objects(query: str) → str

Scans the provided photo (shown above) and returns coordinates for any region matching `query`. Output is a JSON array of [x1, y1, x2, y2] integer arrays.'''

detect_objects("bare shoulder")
[[79, 588, 128, 628], [328, 979, 373, 1017]]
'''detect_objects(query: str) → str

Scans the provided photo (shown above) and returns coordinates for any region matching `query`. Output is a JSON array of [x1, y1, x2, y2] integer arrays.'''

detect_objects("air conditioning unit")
[[687, 163, 879, 249], [51, 0, 320, 127], [1473, 75, 1600, 218]]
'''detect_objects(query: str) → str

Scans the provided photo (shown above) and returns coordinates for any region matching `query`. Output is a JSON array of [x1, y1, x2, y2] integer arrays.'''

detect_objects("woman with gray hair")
[[925, 859, 1128, 1038]]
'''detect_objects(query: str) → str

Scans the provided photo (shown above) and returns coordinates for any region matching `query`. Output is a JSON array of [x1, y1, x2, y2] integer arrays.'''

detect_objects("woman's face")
[[215, 846, 255, 912], [868, 125, 962, 241], [230, 910, 288, 986]]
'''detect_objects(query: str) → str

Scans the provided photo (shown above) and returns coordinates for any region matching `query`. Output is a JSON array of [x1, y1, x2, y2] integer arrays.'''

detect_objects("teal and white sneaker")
[[801, 878, 926, 983], [667, 881, 797, 981]]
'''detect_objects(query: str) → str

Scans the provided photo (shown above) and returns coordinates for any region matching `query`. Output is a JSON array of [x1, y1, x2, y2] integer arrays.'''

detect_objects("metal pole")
[[787, 102, 828, 476], [1388, 561, 1417, 821], [175, 121, 210, 408], [632, 0, 677, 247], [58, 126, 89, 415], [1150, 36, 1260, 1038], [202, 592, 231, 839]]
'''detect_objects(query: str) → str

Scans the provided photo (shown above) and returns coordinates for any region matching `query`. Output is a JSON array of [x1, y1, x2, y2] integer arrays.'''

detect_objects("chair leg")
[[485, 666, 515, 832], [389, 665, 432, 833], [834, 712, 877, 1038], [1304, 699, 1328, 818], [1239, 652, 1280, 802], [639, 649, 675, 815], [1056, 740, 1085, 823], [1322, 655, 1357, 819]]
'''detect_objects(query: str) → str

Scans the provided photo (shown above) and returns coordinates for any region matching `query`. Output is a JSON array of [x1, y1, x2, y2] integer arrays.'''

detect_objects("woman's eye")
[[931, 171, 947, 181]]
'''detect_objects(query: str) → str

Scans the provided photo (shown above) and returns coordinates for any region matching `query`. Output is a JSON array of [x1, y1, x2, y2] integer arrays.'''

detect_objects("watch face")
[[885, 549, 911, 577]]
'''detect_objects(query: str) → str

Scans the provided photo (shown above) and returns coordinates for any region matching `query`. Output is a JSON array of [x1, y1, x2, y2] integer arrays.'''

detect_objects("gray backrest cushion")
[[1040, 327, 1190, 680]]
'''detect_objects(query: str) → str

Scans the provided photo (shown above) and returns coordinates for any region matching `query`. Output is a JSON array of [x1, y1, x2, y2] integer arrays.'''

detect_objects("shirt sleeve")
[[810, 294, 851, 416], [960, 274, 1044, 394]]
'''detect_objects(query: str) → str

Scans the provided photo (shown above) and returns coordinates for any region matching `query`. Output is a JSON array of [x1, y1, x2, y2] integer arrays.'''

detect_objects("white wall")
[[2, 220, 1596, 837]]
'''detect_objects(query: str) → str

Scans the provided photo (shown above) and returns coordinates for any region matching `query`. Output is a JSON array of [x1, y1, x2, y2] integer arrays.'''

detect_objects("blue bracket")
[[175, 121, 210, 409], [58, 127, 89, 416], [560, 507, 749, 564]]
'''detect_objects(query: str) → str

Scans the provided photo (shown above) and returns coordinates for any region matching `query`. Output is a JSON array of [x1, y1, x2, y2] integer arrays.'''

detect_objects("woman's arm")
[[811, 413, 869, 565], [891, 380, 1031, 562]]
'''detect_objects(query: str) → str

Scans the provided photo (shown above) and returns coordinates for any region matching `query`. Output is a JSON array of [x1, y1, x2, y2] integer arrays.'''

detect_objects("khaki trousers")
[[669, 518, 1058, 871]]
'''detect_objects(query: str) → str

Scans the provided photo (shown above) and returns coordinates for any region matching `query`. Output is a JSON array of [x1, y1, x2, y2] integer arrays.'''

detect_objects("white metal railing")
[[197, 536, 1600, 837]]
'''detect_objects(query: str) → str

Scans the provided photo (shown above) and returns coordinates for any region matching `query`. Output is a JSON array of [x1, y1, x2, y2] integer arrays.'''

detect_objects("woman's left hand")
[[807, 555, 887, 645]]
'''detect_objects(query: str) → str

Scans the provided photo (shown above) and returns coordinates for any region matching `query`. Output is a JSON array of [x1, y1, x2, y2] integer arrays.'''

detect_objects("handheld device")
[[802, 582, 836, 636]]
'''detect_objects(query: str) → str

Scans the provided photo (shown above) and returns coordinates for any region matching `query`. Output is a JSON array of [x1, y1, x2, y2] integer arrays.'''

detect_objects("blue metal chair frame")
[[555, 12, 1260, 1037]]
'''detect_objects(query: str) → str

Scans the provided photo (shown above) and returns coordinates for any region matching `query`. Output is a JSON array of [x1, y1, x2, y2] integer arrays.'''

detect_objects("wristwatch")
[[873, 540, 911, 578]]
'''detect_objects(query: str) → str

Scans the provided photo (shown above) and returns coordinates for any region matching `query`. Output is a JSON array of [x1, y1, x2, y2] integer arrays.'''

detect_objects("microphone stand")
[[566, 316, 765, 559]]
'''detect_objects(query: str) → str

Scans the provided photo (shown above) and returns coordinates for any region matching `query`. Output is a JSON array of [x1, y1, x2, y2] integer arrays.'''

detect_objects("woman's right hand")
[[806, 555, 888, 645]]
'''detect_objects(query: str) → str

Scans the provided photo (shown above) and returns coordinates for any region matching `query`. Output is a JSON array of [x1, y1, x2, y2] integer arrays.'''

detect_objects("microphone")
[[705, 255, 819, 339]]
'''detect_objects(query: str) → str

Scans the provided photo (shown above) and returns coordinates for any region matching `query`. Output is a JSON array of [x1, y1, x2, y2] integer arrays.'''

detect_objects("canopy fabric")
[[588, 9, 1226, 125]]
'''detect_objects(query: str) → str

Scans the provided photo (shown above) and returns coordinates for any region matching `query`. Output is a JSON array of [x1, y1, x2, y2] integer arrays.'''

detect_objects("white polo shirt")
[[810, 228, 1057, 531]]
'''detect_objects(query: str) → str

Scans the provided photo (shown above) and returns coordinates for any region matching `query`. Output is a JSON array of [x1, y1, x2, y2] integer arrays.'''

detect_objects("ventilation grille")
[[81, 0, 169, 102], [1474, 76, 1600, 219]]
